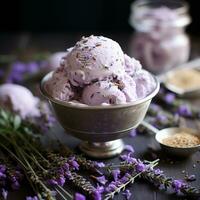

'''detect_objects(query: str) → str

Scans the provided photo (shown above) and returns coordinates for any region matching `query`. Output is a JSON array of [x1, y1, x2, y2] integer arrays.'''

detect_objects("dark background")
[[0, 0, 200, 34]]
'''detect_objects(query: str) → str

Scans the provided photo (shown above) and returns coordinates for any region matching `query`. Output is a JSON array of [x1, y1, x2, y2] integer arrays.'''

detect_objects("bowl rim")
[[40, 71, 160, 110]]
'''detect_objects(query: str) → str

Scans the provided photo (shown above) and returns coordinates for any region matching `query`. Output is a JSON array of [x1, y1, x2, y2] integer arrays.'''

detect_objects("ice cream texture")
[[45, 35, 156, 106], [0, 83, 40, 118]]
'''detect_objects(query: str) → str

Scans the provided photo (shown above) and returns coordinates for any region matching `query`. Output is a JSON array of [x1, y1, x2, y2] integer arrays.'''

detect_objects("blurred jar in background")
[[129, 0, 191, 74]]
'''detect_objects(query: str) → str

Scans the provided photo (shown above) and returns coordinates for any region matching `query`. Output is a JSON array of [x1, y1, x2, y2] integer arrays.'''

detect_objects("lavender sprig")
[[104, 160, 159, 200], [141, 167, 200, 195]]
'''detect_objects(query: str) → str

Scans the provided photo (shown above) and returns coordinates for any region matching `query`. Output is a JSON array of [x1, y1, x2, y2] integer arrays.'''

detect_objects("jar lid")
[[129, 0, 191, 32]]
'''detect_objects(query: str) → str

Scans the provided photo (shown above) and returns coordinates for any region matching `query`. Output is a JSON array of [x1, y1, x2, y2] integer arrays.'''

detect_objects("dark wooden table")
[[0, 32, 200, 200]]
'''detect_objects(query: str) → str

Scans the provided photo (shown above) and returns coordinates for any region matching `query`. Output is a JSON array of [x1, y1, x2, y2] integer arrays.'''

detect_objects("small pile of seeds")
[[162, 132, 200, 148]]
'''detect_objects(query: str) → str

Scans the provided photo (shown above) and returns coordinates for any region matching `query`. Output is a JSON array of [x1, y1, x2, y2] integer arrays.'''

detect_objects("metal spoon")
[[141, 121, 200, 157]]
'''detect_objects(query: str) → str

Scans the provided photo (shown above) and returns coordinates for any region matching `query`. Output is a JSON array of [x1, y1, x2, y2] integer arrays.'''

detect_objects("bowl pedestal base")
[[79, 139, 124, 158]]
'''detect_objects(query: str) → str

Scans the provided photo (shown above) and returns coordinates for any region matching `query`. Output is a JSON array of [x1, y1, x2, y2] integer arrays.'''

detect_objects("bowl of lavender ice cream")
[[41, 35, 159, 158]]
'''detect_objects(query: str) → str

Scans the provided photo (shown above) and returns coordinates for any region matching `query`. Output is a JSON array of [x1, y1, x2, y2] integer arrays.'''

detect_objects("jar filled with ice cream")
[[129, 0, 191, 74]]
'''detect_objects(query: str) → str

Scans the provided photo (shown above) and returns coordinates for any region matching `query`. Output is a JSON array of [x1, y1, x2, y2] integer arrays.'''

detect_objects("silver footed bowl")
[[40, 71, 160, 158]]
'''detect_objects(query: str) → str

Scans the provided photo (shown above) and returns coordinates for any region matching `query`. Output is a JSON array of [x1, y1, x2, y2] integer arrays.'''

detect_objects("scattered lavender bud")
[[129, 129, 137, 137], [122, 189, 132, 200], [177, 105, 192, 117], [185, 175, 196, 182], [164, 93, 175, 104]]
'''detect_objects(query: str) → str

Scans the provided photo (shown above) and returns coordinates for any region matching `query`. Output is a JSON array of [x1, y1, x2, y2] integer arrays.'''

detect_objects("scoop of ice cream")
[[45, 35, 156, 105], [132, 70, 156, 98], [118, 74, 137, 102], [0, 84, 40, 119], [47, 52, 67, 70], [124, 54, 142, 76], [65, 35, 125, 86], [45, 67, 74, 101], [81, 81, 126, 105]]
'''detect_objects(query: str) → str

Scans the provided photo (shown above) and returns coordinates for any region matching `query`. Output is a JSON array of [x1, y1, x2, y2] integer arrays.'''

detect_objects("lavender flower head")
[[164, 93, 175, 104], [172, 180, 186, 193], [122, 189, 132, 200], [74, 193, 86, 200], [177, 104, 192, 117], [26, 196, 38, 200]]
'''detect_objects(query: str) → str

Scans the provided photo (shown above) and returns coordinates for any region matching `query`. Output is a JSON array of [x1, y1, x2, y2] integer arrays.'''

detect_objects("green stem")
[[0, 143, 27, 169], [55, 188, 70, 200], [16, 131, 50, 164], [56, 185, 73, 199]]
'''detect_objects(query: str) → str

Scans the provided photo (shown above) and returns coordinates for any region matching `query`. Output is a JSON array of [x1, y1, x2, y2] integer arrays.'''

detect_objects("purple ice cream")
[[0, 84, 40, 119], [45, 35, 156, 106]]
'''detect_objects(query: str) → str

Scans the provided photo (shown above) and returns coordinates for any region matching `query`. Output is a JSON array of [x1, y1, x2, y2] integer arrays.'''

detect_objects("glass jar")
[[129, 0, 191, 74]]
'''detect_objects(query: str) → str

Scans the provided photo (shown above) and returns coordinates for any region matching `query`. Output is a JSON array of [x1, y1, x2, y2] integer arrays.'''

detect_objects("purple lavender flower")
[[94, 162, 105, 168], [129, 129, 137, 137], [47, 179, 58, 186], [74, 193, 86, 200], [172, 180, 185, 193], [123, 145, 135, 153], [120, 173, 130, 184], [56, 176, 65, 186], [0, 165, 6, 173], [120, 153, 137, 164], [111, 169, 120, 181], [92, 190, 102, 200], [135, 162, 146, 173], [93, 175, 107, 185], [1, 189, 8, 200], [185, 174, 196, 182], [122, 189, 132, 200], [26, 196, 38, 200], [106, 181, 118, 192], [150, 103, 160, 112], [177, 105, 192, 117], [156, 114, 167, 123], [27, 62, 40, 74], [11, 180, 20, 190], [68, 157, 79, 170], [0, 172, 6, 179], [164, 93, 175, 104], [154, 169, 163, 175], [95, 185, 104, 194]]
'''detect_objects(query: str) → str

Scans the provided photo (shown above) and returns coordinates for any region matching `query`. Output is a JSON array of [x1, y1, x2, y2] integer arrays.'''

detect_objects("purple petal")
[[122, 189, 132, 200], [94, 162, 105, 168], [129, 129, 137, 137], [185, 174, 196, 182], [164, 93, 175, 104], [94, 176, 107, 185], [135, 162, 146, 173], [111, 169, 120, 181], [92, 190, 102, 200], [74, 193, 86, 200], [2, 189, 8, 200]]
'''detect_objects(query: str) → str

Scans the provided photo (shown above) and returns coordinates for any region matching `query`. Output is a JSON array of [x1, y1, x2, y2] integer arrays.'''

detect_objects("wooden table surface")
[[0, 32, 200, 200]]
